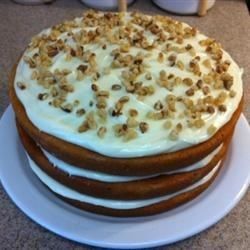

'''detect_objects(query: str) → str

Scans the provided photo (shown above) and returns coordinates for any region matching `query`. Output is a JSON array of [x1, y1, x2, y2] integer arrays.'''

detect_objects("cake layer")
[[12, 11, 243, 158], [17, 122, 229, 200], [41, 144, 222, 182], [27, 155, 222, 217]]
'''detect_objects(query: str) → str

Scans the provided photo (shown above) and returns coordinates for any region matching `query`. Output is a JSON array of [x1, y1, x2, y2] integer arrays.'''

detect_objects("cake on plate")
[[9, 10, 243, 217]]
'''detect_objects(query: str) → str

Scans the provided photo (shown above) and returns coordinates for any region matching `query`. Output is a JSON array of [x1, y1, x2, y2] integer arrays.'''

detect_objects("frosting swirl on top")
[[14, 11, 243, 158]]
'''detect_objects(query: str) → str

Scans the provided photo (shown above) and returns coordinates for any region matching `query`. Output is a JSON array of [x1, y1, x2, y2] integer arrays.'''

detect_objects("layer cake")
[[9, 11, 243, 216]]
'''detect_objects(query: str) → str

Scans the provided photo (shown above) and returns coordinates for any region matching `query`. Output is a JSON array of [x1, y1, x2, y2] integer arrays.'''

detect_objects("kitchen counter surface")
[[0, 0, 249, 249]]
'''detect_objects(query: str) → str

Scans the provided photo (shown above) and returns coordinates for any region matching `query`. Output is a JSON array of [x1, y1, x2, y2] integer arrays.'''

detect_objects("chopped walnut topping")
[[229, 90, 236, 98], [97, 90, 109, 98], [91, 83, 98, 92], [168, 54, 176, 66], [61, 103, 73, 113], [216, 62, 230, 73], [17, 81, 26, 90], [207, 124, 217, 135], [176, 123, 183, 132], [168, 123, 182, 141], [214, 91, 227, 105], [62, 69, 71, 75], [189, 48, 196, 57], [195, 56, 201, 61], [96, 96, 107, 109], [147, 85, 155, 95], [202, 86, 210, 95], [120, 43, 130, 53], [96, 108, 107, 122], [65, 51, 72, 61], [202, 59, 212, 69], [129, 109, 138, 117], [76, 108, 86, 117], [205, 41, 223, 61], [86, 111, 97, 129], [139, 122, 149, 133], [111, 84, 122, 90], [189, 59, 201, 75], [176, 60, 184, 70], [124, 82, 135, 93], [194, 119, 205, 128], [72, 41, 81, 54], [218, 104, 227, 112], [47, 46, 59, 57], [38, 93, 49, 101], [224, 59, 231, 66], [123, 128, 138, 142], [145, 72, 152, 80], [206, 105, 215, 114], [23, 56, 36, 68], [174, 77, 182, 85], [168, 74, 174, 80], [97, 126, 107, 138], [50, 87, 58, 97], [119, 96, 130, 103], [157, 52, 164, 63], [196, 80, 203, 89], [199, 38, 215, 46], [60, 84, 74, 93], [92, 72, 100, 81], [154, 100, 163, 110], [127, 117, 138, 128], [221, 73, 233, 90], [176, 36, 183, 44], [185, 44, 192, 51], [52, 98, 64, 108], [183, 78, 193, 86], [76, 70, 84, 81], [147, 109, 169, 120], [78, 121, 89, 133], [31, 71, 38, 80], [186, 88, 195, 96], [77, 64, 88, 73], [166, 98, 176, 112], [213, 79, 223, 89], [70, 48, 76, 57], [203, 74, 213, 84], [163, 120, 172, 129], [204, 95, 214, 104], [113, 124, 127, 137]]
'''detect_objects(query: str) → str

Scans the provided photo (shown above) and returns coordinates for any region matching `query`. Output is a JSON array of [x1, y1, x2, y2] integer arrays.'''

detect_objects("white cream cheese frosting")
[[27, 155, 220, 209], [14, 11, 243, 158], [41, 144, 222, 182]]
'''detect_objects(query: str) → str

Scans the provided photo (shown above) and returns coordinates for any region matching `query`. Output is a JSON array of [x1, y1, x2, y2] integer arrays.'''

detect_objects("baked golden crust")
[[17, 121, 230, 200], [9, 62, 243, 176], [49, 160, 223, 217]]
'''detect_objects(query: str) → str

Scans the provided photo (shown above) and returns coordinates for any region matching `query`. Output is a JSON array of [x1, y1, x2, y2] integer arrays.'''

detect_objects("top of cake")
[[14, 11, 243, 158]]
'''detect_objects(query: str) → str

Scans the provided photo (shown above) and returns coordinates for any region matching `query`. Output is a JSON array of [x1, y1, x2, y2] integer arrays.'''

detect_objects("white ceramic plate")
[[0, 106, 249, 249]]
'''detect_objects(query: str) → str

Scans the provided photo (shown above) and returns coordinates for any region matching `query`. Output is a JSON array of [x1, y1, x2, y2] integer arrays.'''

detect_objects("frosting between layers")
[[14, 12, 243, 157], [27, 155, 220, 209], [41, 144, 222, 182]]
